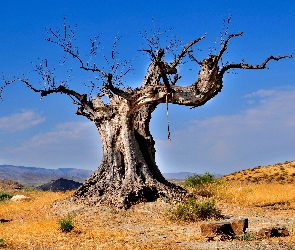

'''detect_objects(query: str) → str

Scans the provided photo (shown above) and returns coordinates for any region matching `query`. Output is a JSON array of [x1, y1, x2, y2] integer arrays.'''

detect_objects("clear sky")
[[0, 0, 294, 175]]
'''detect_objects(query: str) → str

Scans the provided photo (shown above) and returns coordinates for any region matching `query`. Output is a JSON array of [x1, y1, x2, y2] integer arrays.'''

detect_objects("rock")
[[10, 195, 31, 201], [230, 218, 248, 235], [257, 227, 289, 238], [278, 228, 290, 237], [0, 219, 10, 223], [200, 221, 234, 237], [200, 217, 248, 237]]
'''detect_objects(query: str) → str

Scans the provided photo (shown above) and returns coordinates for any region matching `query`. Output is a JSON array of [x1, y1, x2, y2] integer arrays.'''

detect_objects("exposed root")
[[73, 176, 187, 209]]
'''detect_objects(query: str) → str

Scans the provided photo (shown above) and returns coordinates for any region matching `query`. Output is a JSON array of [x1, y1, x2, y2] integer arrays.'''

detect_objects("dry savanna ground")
[[1, 160, 295, 249]]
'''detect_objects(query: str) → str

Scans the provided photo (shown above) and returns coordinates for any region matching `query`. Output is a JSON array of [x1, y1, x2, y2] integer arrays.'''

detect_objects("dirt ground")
[[50, 198, 295, 250]]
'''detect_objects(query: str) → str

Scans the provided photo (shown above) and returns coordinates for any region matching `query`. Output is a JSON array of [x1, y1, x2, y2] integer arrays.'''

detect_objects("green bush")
[[0, 238, 6, 248], [235, 231, 253, 241], [167, 198, 221, 222], [184, 172, 216, 187], [183, 172, 223, 197], [0, 192, 13, 202], [58, 214, 74, 233]]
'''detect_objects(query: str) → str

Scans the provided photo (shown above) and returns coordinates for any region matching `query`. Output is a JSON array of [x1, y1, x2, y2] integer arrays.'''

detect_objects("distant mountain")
[[0, 165, 93, 187], [163, 172, 194, 180], [0, 165, 222, 187]]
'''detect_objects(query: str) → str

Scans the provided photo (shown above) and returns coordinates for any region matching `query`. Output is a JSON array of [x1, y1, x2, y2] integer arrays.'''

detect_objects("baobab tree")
[[1, 23, 292, 208]]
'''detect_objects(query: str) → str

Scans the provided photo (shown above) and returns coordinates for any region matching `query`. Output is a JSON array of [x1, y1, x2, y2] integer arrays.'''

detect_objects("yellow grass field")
[[215, 182, 295, 208]]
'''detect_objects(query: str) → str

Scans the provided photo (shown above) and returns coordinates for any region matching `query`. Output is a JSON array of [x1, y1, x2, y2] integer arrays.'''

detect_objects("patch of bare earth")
[[49, 197, 295, 249]]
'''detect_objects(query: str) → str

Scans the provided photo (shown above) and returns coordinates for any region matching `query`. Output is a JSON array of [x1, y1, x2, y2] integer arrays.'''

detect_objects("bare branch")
[[0, 77, 42, 99], [216, 32, 243, 60], [139, 49, 156, 59], [170, 35, 206, 68], [187, 52, 201, 64], [40, 84, 84, 100], [219, 54, 293, 76], [46, 24, 109, 79], [105, 73, 133, 100]]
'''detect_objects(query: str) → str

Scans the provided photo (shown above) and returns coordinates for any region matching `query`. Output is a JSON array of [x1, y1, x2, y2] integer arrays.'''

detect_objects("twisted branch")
[[219, 54, 293, 76]]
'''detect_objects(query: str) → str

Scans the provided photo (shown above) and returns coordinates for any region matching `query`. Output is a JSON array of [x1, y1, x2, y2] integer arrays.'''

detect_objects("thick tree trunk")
[[73, 99, 186, 208]]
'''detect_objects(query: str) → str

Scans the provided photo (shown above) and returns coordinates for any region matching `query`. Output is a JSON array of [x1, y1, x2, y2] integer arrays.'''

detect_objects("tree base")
[[73, 170, 187, 209]]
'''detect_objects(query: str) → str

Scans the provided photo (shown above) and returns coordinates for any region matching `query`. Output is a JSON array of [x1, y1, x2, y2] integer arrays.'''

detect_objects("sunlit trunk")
[[74, 101, 185, 208]]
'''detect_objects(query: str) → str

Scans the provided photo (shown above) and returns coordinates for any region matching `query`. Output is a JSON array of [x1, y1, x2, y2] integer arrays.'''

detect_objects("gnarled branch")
[[219, 54, 293, 76]]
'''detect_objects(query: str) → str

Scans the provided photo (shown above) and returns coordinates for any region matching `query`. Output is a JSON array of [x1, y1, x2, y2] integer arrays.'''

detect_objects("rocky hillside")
[[221, 160, 295, 183], [0, 179, 23, 191], [38, 178, 82, 192]]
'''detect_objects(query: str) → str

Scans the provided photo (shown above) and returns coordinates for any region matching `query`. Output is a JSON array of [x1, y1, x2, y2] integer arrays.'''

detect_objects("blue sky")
[[0, 1, 294, 174]]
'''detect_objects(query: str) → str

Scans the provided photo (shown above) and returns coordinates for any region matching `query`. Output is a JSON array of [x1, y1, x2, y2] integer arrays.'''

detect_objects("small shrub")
[[184, 172, 223, 197], [235, 231, 253, 241], [167, 198, 221, 222], [159, 195, 170, 203], [58, 214, 74, 233], [281, 171, 288, 176], [0, 192, 13, 202], [184, 172, 215, 187], [0, 238, 6, 247]]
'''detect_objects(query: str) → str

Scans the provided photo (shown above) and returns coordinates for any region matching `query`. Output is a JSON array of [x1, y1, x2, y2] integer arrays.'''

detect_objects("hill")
[[221, 160, 295, 183], [38, 178, 82, 192]]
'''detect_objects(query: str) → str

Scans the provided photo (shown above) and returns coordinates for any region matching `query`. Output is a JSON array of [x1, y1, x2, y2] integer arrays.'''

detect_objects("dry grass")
[[217, 160, 295, 208], [0, 190, 72, 249], [215, 182, 295, 208]]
